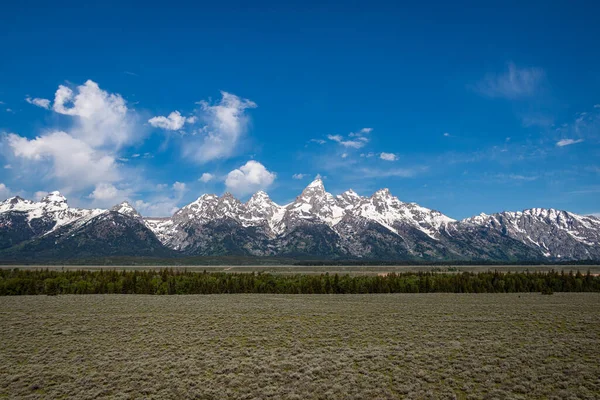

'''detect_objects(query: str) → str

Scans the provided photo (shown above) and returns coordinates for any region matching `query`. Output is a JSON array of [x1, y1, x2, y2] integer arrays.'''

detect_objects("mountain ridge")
[[1, 178, 599, 261]]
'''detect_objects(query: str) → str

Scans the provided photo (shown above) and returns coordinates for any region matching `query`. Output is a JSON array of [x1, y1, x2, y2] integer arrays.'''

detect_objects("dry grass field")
[[1, 294, 599, 399]]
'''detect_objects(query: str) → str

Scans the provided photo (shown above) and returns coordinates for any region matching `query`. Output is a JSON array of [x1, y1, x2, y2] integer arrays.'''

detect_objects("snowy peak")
[[173, 192, 244, 224], [246, 191, 279, 212], [463, 207, 600, 258], [305, 177, 325, 190], [0, 196, 36, 213], [0, 191, 105, 235], [248, 190, 272, 204], [372, 188, 392, 198], [111, 201, 142, 220], [283, 177, 346, 227], [41, 191, 68, 205], [336, 189, 364, 209]]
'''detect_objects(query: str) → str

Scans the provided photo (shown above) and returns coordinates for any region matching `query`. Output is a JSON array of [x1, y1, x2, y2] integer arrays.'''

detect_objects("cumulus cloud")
[[7, 131, 120, 193], [380, 152, 397, 161], [0, 183, 11, 199], [172, 181, 186, 193], [25, 97, 51, 110], [475, 62, 545, 99], [134, 199, 180, 217], [148, 111, 187, 130], [133, 181, 192, 217], [225, 160, 276, 196], [556, 138, 584, 147], [52, 80, 136, 148], [5, 80, 142, 199], [184, 91, 257, 163], [199, 173, 214, 183], [88, 183, 129, 203], [34, 191, 47, 201], [292, 173, 307, 179]]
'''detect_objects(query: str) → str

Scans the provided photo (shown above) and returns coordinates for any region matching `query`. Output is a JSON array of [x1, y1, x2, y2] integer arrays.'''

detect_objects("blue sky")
[[0, 1, 599, 218]]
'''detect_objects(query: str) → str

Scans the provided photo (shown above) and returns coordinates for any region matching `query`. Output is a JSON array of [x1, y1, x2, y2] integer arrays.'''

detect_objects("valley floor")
[[1, 294, 599, 399], [2, 264, 600, 275]]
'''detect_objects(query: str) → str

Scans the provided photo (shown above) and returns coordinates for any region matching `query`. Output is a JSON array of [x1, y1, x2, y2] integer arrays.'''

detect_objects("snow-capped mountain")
[[463, 208, 600, 260], [1, 180, 599, 261], [0, 195, 168, 259], [0, 192, 104, 247]]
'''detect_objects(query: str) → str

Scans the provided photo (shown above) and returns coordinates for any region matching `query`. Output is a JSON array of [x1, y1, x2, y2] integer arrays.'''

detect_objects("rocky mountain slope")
[[1, 179, 598, 261]]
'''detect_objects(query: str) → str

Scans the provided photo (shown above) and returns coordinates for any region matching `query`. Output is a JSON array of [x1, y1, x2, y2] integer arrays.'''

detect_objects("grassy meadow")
[[1, 293, 599, 399]]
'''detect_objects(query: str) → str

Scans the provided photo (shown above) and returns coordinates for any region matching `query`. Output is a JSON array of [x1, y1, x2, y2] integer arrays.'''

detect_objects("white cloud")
[[358, 166, 426, 178], [186, 116, 197, 124], [309, 139, 326, 144], [52, 80, 136, 148], [556, 138, 584, 147], [225, 160, 276, 196], [134, 199, 180, 217], [3, 164, 11, 169], [34, 191, 46, 201], [185, 91, 257, 163], [148, 111, 187, 131], [494, 174, 538, 182], [133, 181, 191, 217], [326, 128, 371, 149], [199, 173, 214, 183], [475, 62, 545, 99], [4, 79, 144, 199], [380, 152, 398, 161], [327, 134, 367, 149], [341, 153, 348, 158], [349, 127, 373, 137], [25, 97, 51, 110], [88, 183, 124, 201], [0, 183, 11, 199], [443, 132, 451, 137], [7, 131, 119, 193], [292, 173, 307, 180], [594, 104, 600, 109], [172, 181, 186, 193]]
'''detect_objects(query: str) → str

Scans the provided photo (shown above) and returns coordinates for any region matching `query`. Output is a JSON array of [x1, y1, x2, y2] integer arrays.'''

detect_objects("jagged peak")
[[248, 190, 275, 204], [3, 195, 27, 204], [195, 193, 219, 202], [111, 201, 142, 218], [343, 189, 360, 197], [41, 191, 67, 204], [305, 177, 325, 190], [372, 188, 393, 199], [253, 190, 269, 198]]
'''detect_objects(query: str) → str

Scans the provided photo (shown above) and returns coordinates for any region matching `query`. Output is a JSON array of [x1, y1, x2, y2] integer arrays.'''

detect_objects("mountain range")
[[1, 178, 599, 262]]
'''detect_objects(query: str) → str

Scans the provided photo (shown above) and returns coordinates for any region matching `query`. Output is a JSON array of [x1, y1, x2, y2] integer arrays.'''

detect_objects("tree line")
[[0, 269, 598, 295]]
